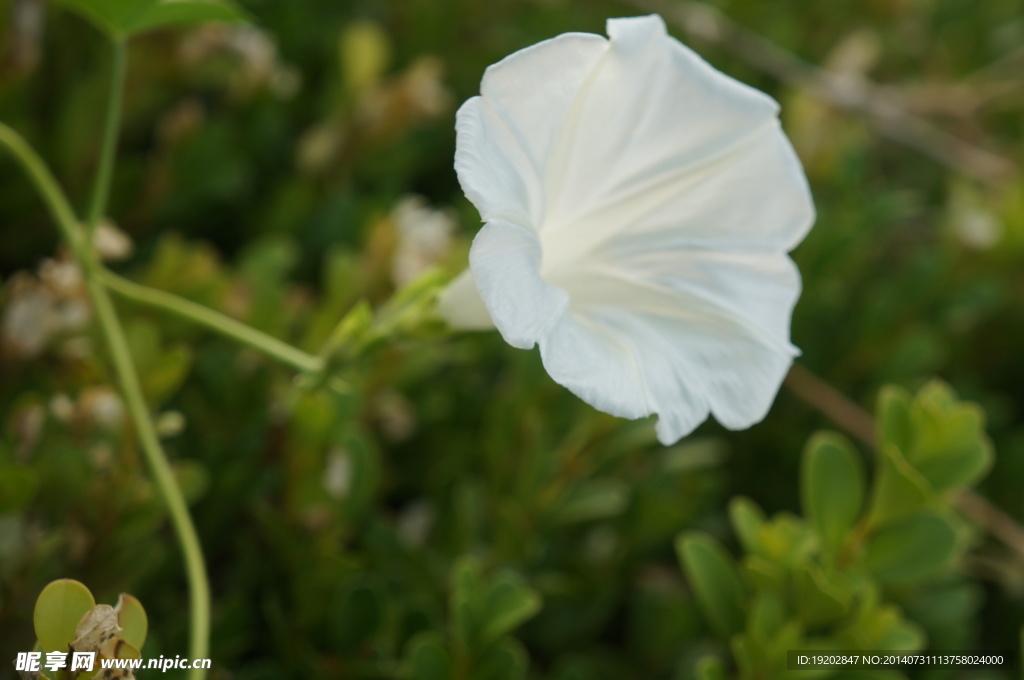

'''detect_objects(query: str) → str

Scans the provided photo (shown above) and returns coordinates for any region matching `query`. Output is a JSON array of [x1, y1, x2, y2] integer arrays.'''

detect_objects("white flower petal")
[[544, 16, 788, 231], [476, 242, 800, 444], [443, 14, 816, 444], [559, 120, 815, 258], [455, 32, 607, 227], [454, 98, 535, 228], [540, 306, 795, 445], [467, 219, 569, 349], [545, 249, 801, 441]]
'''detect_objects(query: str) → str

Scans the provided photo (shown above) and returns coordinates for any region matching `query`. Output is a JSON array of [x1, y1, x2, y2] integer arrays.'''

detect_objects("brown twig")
[[784, 363, 1024, 562], [784, 364, 877, 449], [625, 0, 1018, 186]]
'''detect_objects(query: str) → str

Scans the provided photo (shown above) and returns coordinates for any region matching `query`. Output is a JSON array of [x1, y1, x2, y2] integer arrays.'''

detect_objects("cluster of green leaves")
[[403, 558, 541, 680], [680, 383, 994, 680]]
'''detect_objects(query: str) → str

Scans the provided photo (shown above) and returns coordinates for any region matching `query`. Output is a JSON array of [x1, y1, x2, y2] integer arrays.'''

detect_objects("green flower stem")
[[0, 123, 89, 262], [86, 40, 126, 240], [0, 122, 211, 680], [99, 268, 323, 374], [85, 278, 212, 679]]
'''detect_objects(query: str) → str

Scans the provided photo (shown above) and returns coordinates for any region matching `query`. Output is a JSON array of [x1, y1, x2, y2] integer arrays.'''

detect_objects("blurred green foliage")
[[1, 0, 1022, 678], [680, 383, 994, 680]]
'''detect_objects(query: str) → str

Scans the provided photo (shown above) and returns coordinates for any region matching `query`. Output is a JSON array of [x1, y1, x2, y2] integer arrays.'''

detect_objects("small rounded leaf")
[[552, 480, 630, 525], [34, 579, 96, 653], [695, 656, 728, 680], [473, 638, 529, 680], [794, 564, 851, 626], [405, 632, 454, 680], [868, 444, 934, 525], [451, 557, 486, 651], [748, 592, 785, 643], [728, 497, 765, 554], [481, 572, 542, 647], [676, 532, 746, 639], [914, 438, 993, 494], [115, 594, 148, 651], [801, 432, 865, 554], [113, 639, 142, 660], [863, 511, 957, 584], [877, 386, 913, 453]]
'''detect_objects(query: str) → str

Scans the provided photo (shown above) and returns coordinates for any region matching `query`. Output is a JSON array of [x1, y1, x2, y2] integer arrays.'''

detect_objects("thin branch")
[[100, 269, 323, 374], [784, 364, 877, 448], [86, 40, 125, 240], [626, 0, 1018, 185], [784, 363, 1024, 562]]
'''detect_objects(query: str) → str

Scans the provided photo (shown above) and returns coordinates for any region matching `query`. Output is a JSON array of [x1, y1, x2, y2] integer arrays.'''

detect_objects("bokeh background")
[[1, 0, 1022, 678]]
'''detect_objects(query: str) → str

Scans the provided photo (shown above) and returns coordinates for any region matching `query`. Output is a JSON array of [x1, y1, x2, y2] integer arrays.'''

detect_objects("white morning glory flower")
[[439, 14, 815, 445]]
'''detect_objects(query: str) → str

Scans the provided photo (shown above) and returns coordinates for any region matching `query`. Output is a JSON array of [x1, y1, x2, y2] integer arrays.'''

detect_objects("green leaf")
[[730, 635, 757, 678], [877, 386, 913, 454], [868, 443, 933, 525], [694, 656, 728, 680], [34, 579, 96, 653], [238, 235, 300, 334], [472, 638, 528, 680], [125, 320, 194, 406], [914, 438, 993, 494], [876, 619, 925, 651], [676, 532, 746, 638], [320, 299, 375, 363], [115, 594, 148, 651], [480, 571, 542, 647], [757, 513, 816, 567], [795, 563, 851, 626], [406, 632, 454, 680], [114, 639, 142, 659], [53, 0, 246, 41], [841, 601, 924, 652], [451, 560, 540, 654], [802, 432, 865, 554], [903, 582, 981, 627], [552, 479, 630, 525], [332, 583, 383, 651], [452, 557, 486, 651], [743, 556, 785, 592], [747, 591, 785, 644], [863, 511, 957, 584], [769, 621, 804, 668], [728, 497, 765, 554], [877, 381, 993, 494]]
